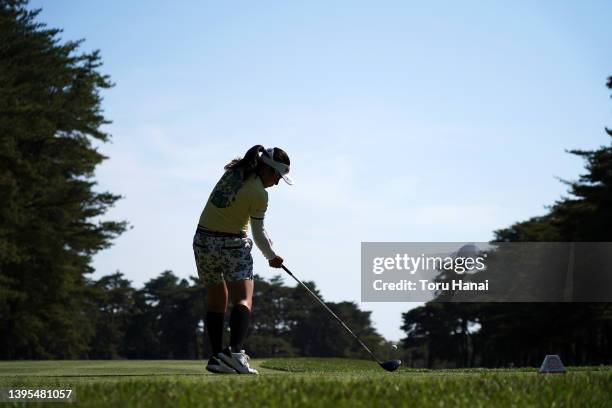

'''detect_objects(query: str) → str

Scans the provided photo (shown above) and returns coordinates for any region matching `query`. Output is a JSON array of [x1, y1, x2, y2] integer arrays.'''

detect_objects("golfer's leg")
[[228, 279, 253, 310], [207, 280, 228, 312], [206, 281, 228, 355], [227, 279, 254, 350]]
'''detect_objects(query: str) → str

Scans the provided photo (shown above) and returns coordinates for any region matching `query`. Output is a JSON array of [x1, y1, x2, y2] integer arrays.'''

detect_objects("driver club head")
[[380, 359, 402, 372]]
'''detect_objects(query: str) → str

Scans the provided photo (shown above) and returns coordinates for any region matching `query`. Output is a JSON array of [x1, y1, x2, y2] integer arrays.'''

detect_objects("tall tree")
[[0, 0, 126, 358]]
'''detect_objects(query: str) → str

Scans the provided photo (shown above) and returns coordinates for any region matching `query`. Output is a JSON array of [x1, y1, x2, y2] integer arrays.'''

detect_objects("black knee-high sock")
[[206, 311, 225, 355], [229, 304, 251, 351]]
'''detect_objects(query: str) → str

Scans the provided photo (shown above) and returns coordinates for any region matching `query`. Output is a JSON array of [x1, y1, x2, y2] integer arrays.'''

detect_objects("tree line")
[[87, 271, 393, 360], [3, 268, 393, 360]]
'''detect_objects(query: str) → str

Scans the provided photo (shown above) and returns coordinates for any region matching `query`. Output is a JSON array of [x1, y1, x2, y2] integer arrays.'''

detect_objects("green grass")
[[0, 359, 610, 407]]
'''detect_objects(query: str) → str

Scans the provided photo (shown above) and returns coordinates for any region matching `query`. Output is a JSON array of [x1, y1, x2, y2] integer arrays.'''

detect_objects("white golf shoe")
[[219, 347, 259, 374], [206, 355, 237, 374]]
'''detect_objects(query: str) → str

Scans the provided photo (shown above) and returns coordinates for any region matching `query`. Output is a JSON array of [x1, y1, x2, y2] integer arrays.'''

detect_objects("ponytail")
[[224, 144, 265, 180]]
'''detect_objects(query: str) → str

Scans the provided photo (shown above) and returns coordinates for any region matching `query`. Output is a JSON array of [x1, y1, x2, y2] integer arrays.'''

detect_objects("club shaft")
[[281, 265, 381, 364]]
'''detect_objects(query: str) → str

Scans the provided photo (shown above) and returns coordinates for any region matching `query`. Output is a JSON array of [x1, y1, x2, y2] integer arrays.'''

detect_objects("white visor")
[[259, 147, 294, 185]]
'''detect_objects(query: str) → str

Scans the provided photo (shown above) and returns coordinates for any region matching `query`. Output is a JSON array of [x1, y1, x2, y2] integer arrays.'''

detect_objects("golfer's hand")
[[269, 256, 284, 268]]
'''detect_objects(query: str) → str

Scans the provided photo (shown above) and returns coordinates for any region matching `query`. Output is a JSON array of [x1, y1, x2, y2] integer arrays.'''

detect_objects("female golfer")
[[193, 145, 292, 374]]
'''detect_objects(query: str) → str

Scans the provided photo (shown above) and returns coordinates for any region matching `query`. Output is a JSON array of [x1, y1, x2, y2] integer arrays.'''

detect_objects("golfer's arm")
[[250, 217, 277, 260]]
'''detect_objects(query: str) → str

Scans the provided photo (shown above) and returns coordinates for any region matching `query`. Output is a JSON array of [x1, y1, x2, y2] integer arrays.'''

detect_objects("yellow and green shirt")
[[199, 170, 268, 234]]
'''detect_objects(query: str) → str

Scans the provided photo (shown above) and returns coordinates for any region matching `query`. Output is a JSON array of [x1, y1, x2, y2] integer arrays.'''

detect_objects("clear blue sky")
[[30, 0, 612, 341]]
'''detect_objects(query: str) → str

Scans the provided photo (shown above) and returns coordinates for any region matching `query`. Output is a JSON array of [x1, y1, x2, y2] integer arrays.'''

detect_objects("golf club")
[[281, 265, 402, 372]]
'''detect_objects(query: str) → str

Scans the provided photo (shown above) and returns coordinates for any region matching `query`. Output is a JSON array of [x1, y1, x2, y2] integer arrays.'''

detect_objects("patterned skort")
[[193, 230, 254, 287]]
